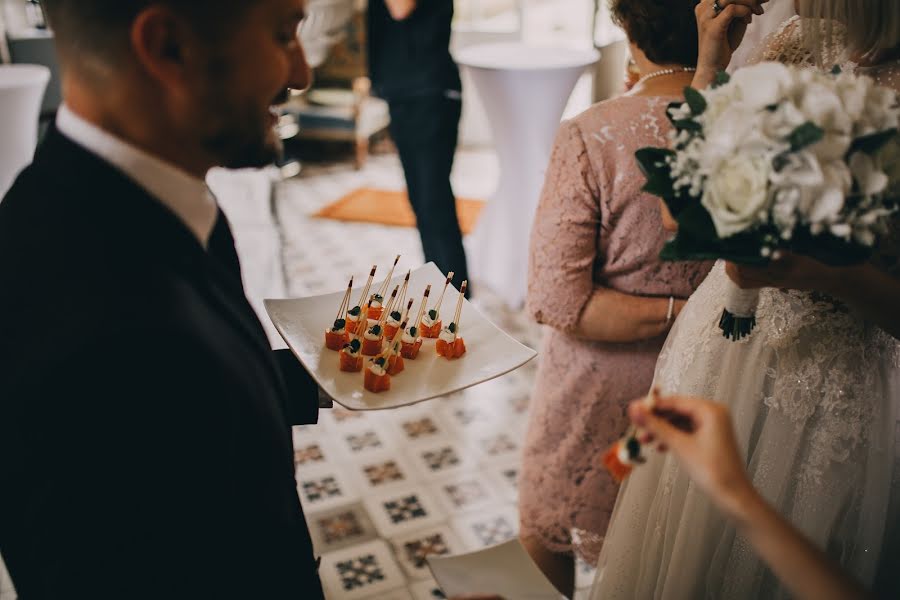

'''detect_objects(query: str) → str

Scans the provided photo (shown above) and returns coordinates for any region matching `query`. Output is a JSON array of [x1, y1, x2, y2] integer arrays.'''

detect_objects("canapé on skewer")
[[368, 255, 400, 320], [363, 316, 408, 393], [436, 280, 468, 359], [325, 276, 353, 351], [347, 265, 377, 329], [400, 285, 430, 359], [421, 271, 454, 338], [362, 285, 399, 356], [384, 270, 411, 339]]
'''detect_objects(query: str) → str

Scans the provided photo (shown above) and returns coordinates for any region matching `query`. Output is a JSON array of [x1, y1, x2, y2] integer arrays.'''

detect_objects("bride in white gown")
[[591, 2, 900, 599]]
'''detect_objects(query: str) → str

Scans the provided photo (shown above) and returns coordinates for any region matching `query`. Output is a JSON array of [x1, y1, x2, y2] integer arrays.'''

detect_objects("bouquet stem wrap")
[[719, 281, 759, 341]]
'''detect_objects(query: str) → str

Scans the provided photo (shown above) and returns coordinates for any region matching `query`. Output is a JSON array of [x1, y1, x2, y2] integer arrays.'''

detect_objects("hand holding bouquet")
[[637, 62, 900, 340]]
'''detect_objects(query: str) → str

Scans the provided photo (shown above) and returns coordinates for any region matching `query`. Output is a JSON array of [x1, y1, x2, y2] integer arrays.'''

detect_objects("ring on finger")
[[713, 0, 723, 15]]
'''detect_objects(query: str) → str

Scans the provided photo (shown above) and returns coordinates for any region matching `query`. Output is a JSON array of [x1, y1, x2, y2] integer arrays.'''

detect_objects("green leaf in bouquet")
[[683, 86, 708, 116], [635, 147, 676, 198], [789, 122, 825, 151], [673, 118, 703, 133], [660, 202, 771, 265], [665, 101, 687, 127], [848, 128, 898, 156], [712, 71, 731, 88]]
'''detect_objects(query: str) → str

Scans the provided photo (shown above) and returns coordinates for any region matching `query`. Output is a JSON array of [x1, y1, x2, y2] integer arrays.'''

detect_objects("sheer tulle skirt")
[[591, 262, 900, 599]]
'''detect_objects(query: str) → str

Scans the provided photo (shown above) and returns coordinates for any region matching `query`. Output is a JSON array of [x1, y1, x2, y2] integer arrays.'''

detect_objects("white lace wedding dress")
[[591, 18, 900, 599]]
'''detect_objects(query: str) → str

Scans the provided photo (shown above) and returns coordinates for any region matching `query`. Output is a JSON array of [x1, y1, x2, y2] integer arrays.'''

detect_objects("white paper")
[[427, 539, 564, 600]]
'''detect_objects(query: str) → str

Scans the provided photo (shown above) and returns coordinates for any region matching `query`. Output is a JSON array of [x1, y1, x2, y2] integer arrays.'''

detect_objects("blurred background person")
[[367, 0, 469, 290]]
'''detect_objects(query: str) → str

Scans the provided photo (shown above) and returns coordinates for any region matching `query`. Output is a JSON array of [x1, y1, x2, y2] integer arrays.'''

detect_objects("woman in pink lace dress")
[[517, 1, 713, 595]]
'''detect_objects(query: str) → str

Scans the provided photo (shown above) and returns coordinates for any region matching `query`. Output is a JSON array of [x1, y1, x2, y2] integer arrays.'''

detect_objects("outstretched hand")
[[628, 393, 756, 519]]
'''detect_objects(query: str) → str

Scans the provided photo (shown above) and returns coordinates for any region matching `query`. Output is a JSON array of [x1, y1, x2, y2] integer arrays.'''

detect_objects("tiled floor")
[[0, 147, 599, 599], [271, 149, 600, 599]]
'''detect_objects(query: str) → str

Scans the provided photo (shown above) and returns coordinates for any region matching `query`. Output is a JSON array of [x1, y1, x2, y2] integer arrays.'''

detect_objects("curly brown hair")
[[609, 0, 700, 67]]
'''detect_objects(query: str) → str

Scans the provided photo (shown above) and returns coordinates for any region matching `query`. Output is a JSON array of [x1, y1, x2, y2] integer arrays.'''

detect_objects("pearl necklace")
[[635, 67, 697, 87]]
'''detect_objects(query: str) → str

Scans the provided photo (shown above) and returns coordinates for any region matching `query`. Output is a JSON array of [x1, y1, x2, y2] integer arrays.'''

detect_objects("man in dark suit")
[[0, 0, 327, 597]]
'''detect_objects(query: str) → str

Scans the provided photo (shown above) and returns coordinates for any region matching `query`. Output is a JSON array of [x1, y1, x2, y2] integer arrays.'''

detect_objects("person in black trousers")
[[0, 0, 326, 597], [367, 0, 470, 291]]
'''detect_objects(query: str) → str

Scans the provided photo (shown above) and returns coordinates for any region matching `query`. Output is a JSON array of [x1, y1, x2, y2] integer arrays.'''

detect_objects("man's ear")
[[129, 6, 194, 92]]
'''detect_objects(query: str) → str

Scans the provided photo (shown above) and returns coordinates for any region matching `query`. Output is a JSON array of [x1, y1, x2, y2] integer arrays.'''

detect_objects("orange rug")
[[313, 187, 484, 234]]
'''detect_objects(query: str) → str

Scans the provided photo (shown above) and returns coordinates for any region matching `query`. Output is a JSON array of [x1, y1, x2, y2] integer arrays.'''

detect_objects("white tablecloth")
[[455, 43, 598, 308], [0, 64, 49, 198]]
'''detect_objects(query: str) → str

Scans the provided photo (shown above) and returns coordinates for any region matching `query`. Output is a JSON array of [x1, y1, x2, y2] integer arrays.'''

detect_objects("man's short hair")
[[42, 1, 251, 65]]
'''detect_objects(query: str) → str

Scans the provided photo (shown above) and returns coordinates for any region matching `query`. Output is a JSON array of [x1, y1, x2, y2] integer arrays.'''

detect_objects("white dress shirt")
[[56, 104, 218, 247]]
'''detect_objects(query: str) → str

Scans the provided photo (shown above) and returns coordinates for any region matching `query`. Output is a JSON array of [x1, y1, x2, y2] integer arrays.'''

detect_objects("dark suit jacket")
[[0, 129, 325, 598]]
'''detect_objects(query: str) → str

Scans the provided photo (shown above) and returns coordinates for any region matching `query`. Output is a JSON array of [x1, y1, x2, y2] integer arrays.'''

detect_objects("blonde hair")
[[796, 0, 900, 61]]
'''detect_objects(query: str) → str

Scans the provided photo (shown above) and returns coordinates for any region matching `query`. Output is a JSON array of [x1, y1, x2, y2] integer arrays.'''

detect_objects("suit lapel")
[[33, 128, 290, 404]]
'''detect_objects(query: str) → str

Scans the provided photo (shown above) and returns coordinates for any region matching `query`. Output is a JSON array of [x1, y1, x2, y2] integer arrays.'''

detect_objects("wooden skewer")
[[374, 255, 401, 300], [375, 285, 400, 330], [353, 300, 373, 339], [335, 276, 353, 323], [353, 265, 377, 312], [429, 271, 454, 316], [450, 280, 467, 333], [400, 298, 414, 323], [379, 317, 409, 361], [411, 285, 432, 333], [392, 270, 411, 319], [623, 388, 659, 440]]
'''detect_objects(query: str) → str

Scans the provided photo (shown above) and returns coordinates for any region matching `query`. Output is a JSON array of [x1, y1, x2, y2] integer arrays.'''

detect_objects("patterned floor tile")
[[481, 457, 521, 503], [408, 579, 447, 600], [430, 473, 501, 516], [308, 502, 380, 555], [296, 464, 360, 513], [333, 421, 400, 459], [363, 486, 447, 539], [474, 432, 521, 460], [293, 436, 344, 476], [390, 525, 466, 581], [320, 539, 406, 600], [407, 436, 479, 483], [451, 504, 520, 551], [349, 449, 422, 493]]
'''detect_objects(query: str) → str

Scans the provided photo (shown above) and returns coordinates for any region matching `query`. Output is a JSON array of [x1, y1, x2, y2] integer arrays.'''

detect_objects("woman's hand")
[[628, 393, 757, 520], [693, 0, 768, 87], [724, 253, 843, 293]]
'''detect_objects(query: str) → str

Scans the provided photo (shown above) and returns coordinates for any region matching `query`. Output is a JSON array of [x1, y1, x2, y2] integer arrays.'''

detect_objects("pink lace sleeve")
[[526, 120, 602, 334]]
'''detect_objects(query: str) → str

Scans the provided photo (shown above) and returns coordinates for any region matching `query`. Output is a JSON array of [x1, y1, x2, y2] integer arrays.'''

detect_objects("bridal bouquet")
[[637, 61, 900, 340]]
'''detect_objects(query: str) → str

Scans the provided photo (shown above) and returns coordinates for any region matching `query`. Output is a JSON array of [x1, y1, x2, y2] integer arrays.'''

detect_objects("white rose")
[[821, 160, 852, 195], [804, 186, 845, 225], [860, 86, 900, 135], [701, 154, 773, 238], [769, 150, 825, 189], [762, 101, 806, 140], [701, 107, 769, 168], [800, 82, 852, 134], [810, 132, 852, 162], [835, 71, 870, 122], [730, 62, 794, 111], [850, 151, 889, 196]]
